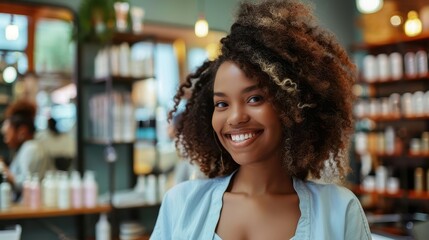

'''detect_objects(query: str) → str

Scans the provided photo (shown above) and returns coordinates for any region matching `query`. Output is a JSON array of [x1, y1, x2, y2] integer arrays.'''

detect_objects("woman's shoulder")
[[167, 177, 224, 198], [298, 179, 358, 203], [19, 140, 40, 152]]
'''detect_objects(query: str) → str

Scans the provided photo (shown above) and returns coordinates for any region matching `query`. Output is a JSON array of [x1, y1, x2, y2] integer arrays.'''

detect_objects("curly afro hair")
[[169, 0, 356, 181]]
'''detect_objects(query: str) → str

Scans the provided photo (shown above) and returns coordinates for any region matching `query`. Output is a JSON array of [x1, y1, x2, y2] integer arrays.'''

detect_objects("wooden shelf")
[[355, 152, 429, 159], [0, 204, 111, 220], [408, 190, 429, 200], [85, 139, 135, 145], [93, 76, 155, 84], [110, 32, 156, 45], [113, 202, 161, 210], [351, 32, 429, 51], [351, 185, 429, 200], [356, 115, 429, 122], [350, 185, 405, 199], [358, 73, 429, 86]]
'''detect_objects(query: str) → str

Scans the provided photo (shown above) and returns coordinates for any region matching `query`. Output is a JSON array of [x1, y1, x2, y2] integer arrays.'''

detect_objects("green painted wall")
[[21, 0, 357, 47]]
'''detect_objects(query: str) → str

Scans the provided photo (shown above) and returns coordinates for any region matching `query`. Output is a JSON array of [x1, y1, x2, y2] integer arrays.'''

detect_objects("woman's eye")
[[248, 95, 263, 103], [214, 101, 228, 108]]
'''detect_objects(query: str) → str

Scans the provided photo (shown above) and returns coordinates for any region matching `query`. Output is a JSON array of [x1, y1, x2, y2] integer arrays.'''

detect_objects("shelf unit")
[[77, 31, 161, 239], [351, 34, 429, 234]]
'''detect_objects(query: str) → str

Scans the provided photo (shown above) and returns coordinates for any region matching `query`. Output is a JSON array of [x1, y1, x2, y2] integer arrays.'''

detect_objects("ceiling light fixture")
[[356, 0, 383, 14], [5, 14, 19, 41], [3, 66, 18, 83], [195, 15, 209, 38], [404, 11, 422, 37], [195, 0, 209, 38]]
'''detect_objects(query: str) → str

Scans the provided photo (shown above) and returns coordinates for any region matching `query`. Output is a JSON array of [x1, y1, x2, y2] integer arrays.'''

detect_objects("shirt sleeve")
[[12, 141, 50, 191], [345, 197, 372, 240], [150, 190, 174, 240]]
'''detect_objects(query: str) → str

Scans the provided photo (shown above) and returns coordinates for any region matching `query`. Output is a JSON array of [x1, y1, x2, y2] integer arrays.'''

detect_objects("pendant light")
[[404, 11, 422, 37], [5, 14, 19, 41], [3, 66, 18, 83], [195, 0, 209, 38], [356, 0, 383, 14], [195, 15, 209, 38]]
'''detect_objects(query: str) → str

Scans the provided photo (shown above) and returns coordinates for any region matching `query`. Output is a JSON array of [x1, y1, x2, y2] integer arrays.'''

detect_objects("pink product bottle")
[[29, 176, 40, 209], [21, 175, 32, 207], [70, 171, 83, 208], [83, 171, 98, 208]]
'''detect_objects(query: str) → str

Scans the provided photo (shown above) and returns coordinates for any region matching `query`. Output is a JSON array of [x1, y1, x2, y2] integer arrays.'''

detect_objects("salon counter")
[[0, 204, 111, 219]]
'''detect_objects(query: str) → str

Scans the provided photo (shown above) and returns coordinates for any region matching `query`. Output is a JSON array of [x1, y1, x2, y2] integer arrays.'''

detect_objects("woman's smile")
[[224, 130, 262, 147]]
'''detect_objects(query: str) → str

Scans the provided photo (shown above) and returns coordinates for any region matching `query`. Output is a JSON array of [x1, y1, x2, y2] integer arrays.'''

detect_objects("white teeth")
[[230, 133, 256, 143]]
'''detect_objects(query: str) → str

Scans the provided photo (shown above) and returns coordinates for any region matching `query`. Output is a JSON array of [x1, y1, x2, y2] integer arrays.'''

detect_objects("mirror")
[[0, 2, 77, 169]]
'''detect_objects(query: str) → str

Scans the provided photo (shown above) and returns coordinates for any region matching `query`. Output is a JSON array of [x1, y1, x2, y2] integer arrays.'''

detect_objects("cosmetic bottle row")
[[94, 42, 154, 79], [354, 90, 429, 119], [361, 167, 429, 194], [409, 132, 429, 155], [354, 127, 403, 156], [98, 173, 168, 208], [89, 91, 135, 142], [362, 50, 428, 82], [133, 174, 168, 205], [19, 170, 99, 210], [361, 166, 400, 194], [356, 129, 429, 156]]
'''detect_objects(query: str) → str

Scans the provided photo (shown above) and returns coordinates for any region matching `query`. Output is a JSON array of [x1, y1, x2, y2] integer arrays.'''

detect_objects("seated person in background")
[[0, 99, 50, 200], [36, 117, 76, 171]]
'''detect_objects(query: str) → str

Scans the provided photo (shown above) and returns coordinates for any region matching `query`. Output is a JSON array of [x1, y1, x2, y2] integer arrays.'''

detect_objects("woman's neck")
[[229, 164, 295, 196]]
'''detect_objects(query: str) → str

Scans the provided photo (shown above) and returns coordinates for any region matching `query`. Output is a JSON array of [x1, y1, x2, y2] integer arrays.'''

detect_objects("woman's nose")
[[227, 105, 250, 126]]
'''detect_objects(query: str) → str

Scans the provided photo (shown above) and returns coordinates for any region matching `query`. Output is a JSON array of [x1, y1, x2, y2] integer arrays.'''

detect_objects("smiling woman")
[[152, 0, 371, 239]]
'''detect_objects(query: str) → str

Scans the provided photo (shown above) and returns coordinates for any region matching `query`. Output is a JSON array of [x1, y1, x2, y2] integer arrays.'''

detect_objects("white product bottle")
[[146, 174, 157, 204], [377, 53, 390, 81], [416, 50, 428, 76], [375, 165, 387, 193], [70, 171, 83, 208], [384, 126, 395, 155], [42, 171, 56, 208], [83, 170, 98, 208], [404, 52, 417, 78], [57, 172, 70, 209], [158, 174, 167, 200], [0, 174, 11, 210], [119, 42, 131, 77], [389, 52, 403, 80], [96, 213, 111, 240], [363, 55, 378, 82]]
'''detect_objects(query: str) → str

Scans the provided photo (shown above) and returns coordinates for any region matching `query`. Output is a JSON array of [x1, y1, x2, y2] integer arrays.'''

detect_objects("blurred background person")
[[0, 99, 50, 201], [36, 117, 76, 171]]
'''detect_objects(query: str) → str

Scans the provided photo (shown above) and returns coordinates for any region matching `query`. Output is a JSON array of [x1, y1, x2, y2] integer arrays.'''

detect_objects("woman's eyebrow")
[[213, 85, 259, 97], [242, 85, 259, 94]]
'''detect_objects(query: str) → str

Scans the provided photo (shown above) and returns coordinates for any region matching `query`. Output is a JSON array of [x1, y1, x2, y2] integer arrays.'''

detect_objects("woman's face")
[[1, 119, 19, 149], [212, 61, 283, 166]]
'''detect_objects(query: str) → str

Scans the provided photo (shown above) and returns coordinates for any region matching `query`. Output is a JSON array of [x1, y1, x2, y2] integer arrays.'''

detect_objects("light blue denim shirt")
[[151, 171, 372, 240]]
